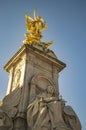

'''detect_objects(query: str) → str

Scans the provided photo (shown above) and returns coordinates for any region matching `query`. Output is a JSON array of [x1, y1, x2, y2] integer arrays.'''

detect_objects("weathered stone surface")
[[63, 105, 82, 130], [0, 109, 13, 130], [0, 44, 81, 130], [27, 75, 63, 130]]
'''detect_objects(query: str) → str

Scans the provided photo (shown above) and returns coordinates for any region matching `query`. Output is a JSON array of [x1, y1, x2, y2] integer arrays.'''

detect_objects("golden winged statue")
[[23, 9, 53, 49], [23, 9, 47, 44]]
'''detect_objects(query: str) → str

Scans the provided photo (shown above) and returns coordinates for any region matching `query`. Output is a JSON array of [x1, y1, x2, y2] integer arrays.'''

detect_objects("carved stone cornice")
[[4, 43, 66, 73]]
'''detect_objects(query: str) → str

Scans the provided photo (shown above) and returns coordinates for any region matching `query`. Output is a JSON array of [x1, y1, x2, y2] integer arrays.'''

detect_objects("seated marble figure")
[[27, 84, 69, 130]]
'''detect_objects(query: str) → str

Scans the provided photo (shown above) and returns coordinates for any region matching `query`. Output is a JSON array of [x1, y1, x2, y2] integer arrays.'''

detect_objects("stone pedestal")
[[4, 43, 66, 113], [0, 43, 81, 130]]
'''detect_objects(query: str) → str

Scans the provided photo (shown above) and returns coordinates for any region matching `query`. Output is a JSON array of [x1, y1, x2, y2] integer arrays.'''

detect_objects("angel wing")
[[2, 87, 21, 107], [25, 13, 33, 23], [34, 8, 37, 20], [0, 87, 21, 117], [63, 105, 77, 116], [44, 41, 53, 49]]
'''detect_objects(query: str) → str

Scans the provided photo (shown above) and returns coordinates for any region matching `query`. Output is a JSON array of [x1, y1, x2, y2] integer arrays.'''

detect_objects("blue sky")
[[0, 0, 86, 129]]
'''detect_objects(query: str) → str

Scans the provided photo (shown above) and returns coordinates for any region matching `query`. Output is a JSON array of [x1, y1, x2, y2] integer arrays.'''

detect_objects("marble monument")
[[0, 10, 81, 130]]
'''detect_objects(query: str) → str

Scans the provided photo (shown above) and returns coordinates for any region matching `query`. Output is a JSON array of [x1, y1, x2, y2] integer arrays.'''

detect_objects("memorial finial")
[[23, 9, 53, 49]]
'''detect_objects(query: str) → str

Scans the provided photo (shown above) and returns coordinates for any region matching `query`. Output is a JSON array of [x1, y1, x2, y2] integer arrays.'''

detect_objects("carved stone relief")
[[27, 73, 70, 130], [12, 68, 21, 89], [0, 87, 22, 130], [12, 59, 25, 91], [0, 72, 82, 130], [62, 104, 82, 130], [0, 109, 13, 130], [1, 47, 81, 130], [29, 73, 58, 102]]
